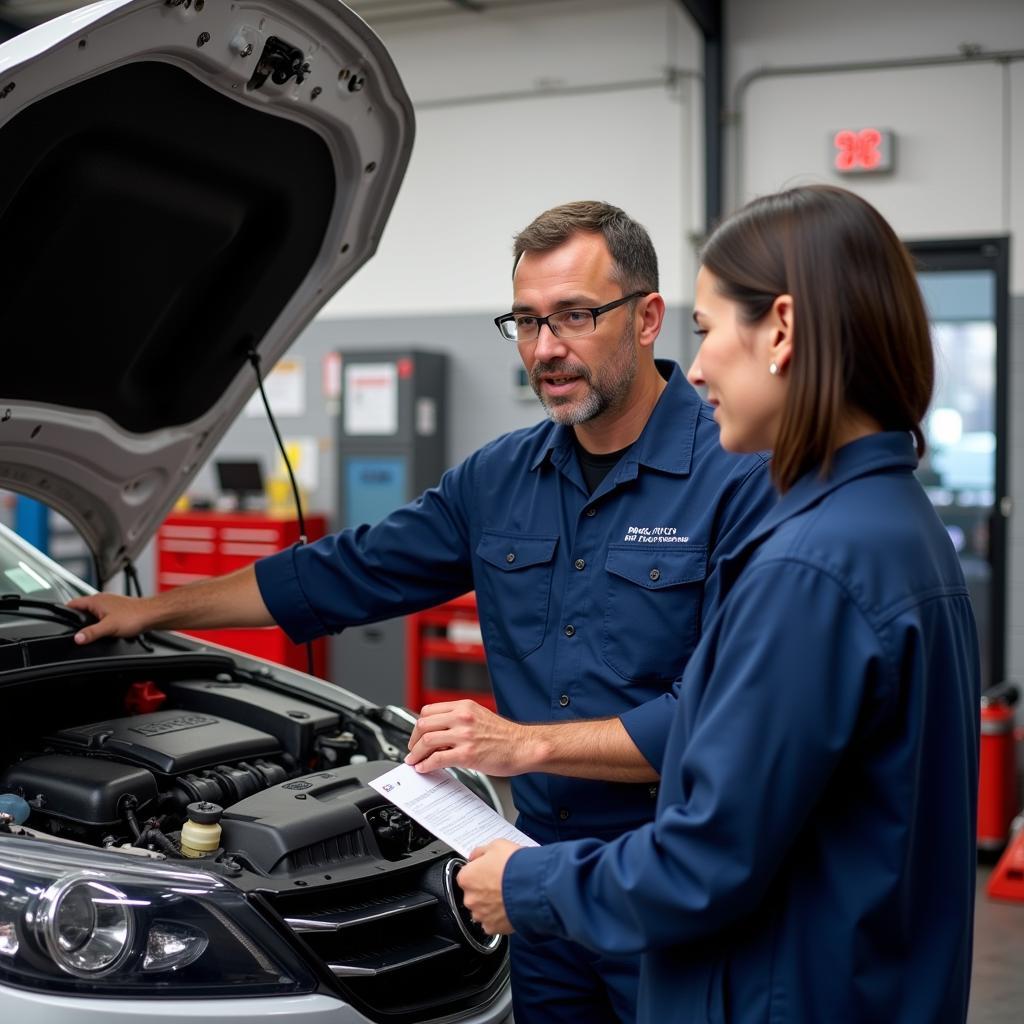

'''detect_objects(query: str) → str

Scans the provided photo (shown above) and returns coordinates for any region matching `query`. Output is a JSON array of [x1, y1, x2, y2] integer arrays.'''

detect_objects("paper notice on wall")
[[344, 362, 398, 435], [368, 763, 539, 858], [322, 351, 342, 399], [277, 437, 318, 491], [245, 358, 306, 417]]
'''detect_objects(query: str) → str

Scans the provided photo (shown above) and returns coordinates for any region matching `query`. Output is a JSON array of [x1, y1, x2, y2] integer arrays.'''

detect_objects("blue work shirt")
[[255, 360, 775, 838], [503, 431, 981, 1023]]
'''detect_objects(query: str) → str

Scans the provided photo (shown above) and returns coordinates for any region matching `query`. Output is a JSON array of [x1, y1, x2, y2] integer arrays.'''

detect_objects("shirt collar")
[[529, 360, 703, 476]]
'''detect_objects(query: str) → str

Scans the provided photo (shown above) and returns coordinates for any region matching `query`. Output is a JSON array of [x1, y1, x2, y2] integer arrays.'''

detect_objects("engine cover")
[[47, 709, 279, 775], [3, 754, 158, 828], [221, 760, 436, 876]]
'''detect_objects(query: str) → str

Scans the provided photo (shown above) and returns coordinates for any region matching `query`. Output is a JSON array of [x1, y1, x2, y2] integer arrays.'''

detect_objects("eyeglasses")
[[494, 291, 648, 343]]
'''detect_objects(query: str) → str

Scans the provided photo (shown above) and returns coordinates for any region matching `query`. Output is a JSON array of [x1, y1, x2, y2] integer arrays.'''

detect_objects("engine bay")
[[0, 653, 509, 1019], [0, 666, 448, 881]]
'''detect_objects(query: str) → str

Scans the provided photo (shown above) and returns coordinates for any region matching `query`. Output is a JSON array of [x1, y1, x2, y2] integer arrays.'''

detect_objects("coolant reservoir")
[[180, 801, 223, 858], [0, 793, 30, 825]]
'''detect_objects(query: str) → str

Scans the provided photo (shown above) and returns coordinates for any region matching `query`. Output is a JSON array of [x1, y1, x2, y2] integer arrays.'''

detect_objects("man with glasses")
[[70, 201, 775, 1023]]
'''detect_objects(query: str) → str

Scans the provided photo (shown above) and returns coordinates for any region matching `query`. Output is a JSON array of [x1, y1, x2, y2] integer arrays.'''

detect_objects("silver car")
[[0, 2, 511, 1020]]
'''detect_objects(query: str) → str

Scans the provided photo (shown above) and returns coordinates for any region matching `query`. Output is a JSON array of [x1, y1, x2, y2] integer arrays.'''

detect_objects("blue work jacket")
[[255, 361, 775, 837], [503, 431, 981, 1023]]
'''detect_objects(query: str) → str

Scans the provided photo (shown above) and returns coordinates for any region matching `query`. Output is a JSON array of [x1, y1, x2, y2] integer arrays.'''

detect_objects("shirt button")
[[584, 507, 597, 517], [648, 785, 658, 798], [558, 694, 570, 707], [506, 552, 516, 563], [564, 624, 576, 637], [558, 808, 570, 821], [574, 558, 586, 571], [649, 568, 661, 581]]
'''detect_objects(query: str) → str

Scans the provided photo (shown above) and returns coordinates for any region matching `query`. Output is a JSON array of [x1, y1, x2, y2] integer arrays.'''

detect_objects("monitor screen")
[[215, 459, 265, 498]]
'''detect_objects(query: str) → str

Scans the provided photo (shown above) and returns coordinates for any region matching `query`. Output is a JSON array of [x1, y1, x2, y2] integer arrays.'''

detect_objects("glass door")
[[907, 238, 1009, 687]]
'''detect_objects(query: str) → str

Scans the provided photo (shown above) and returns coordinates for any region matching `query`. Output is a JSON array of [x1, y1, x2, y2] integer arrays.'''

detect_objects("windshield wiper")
[[0, 594, 89, 630], [0, 594, 156, 652]]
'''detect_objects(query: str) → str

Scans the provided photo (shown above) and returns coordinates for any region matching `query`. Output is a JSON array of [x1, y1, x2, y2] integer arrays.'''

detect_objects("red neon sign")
[[832, 128, 894, 174]]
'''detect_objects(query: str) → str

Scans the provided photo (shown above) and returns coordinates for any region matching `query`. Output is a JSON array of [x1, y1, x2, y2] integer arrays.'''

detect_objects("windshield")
[[0, 526, 81, 606]]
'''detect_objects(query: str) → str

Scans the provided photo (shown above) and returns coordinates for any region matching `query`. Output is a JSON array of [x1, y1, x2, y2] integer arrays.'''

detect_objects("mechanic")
[[455, 187, 981, 1024], [70, 200, 776, 1023]]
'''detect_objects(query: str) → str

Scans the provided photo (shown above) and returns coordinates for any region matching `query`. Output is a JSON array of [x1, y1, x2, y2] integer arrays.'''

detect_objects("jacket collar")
[[717, 431, 919, 594], [529, 359, 704, 477]]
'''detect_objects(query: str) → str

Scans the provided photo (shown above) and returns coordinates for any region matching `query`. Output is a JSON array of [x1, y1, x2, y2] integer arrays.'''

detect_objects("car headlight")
[[0, 837, 316, 998], [36, 875, 135, 977]]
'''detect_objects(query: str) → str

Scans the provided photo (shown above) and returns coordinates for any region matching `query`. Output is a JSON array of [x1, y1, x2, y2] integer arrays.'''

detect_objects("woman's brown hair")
[[700, 185, 933, 492]]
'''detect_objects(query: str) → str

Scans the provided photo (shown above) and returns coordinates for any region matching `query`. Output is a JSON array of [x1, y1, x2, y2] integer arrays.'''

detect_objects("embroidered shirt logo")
[[623, 526, 690, 544]]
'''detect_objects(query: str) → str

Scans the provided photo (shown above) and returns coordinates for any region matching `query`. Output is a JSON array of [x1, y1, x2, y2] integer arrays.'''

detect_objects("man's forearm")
[[143, 565, 273, 630], [407, 702, 660, 781], [70, 564, 275, 645], [522, 717, 659, 782]]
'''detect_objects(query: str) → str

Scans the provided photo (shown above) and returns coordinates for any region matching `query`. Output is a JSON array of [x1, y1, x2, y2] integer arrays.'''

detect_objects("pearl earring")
[[769, 361, 779, 376]]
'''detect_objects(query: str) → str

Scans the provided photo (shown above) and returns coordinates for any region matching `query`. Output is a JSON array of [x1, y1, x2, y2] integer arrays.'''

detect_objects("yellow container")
[[180, 818, 222, 859]]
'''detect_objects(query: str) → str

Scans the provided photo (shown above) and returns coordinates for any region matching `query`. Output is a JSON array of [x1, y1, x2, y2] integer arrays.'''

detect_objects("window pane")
[[917, 269, 997, 684]]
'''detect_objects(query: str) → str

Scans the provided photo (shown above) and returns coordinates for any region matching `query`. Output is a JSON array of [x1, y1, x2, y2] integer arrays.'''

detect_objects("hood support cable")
[[247, 349, 315, 677], [121, 560, 153, 652]]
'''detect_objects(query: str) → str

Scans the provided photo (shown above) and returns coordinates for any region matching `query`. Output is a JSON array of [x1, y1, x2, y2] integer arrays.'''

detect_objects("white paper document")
[[344, 362, 398, 435], [368, 763, 539, 858], [244, 358, 306, 417]]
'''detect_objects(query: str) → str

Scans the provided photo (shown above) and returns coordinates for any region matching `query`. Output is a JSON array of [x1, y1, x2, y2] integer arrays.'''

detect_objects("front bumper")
[[0, 984, 513, 1024]]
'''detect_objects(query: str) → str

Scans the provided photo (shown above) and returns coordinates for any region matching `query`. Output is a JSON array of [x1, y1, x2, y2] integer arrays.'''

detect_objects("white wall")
[[728, 0, 1024, 82], [728, 0, 1024, 290], [1013, 60, 1024, 279], [319, 0, 702, 317], [738, 63, 1006, 236]]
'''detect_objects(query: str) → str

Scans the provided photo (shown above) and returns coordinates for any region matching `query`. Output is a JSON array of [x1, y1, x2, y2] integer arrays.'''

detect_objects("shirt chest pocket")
[[601, 544, 707, 683], [475, 531, 559, 660]]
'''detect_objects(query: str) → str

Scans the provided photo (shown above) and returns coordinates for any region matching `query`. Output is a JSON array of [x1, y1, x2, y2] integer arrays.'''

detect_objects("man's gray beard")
[[532, 325, 638, 426]]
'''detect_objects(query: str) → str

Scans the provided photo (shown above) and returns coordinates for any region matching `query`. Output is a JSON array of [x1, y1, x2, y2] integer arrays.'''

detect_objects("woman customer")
[[458, 184, 981, 1024]]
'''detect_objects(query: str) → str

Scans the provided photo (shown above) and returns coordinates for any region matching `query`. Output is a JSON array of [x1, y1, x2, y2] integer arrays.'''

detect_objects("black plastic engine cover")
[[47, 709, 278, 775], [165, 679, 340, 759], [3, 753, 158, 827], [222, 760, 429, 876]]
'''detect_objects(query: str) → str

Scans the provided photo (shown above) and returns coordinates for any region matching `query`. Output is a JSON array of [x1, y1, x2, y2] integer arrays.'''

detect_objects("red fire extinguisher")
[[978, 683, 1020, 851]]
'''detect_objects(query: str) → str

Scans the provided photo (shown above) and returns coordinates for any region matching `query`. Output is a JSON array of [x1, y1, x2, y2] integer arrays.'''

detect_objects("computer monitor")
[[215, 459, 265, 510]]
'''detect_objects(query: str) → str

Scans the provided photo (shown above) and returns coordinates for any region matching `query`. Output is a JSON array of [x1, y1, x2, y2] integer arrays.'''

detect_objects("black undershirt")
[[574, 438, 632, 494]]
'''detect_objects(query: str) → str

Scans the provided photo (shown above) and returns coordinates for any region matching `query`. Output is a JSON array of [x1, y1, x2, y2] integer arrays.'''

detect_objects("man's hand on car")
[[68, 566, 272, 646], [405, 700, 540, 776], [67, 593, 153, 645]]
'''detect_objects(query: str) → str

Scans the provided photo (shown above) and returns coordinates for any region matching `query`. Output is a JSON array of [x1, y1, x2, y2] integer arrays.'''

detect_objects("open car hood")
[[0, 0, 413, 581]]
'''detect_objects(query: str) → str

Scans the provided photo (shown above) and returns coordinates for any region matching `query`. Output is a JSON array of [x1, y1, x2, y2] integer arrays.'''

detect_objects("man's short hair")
[[512, 201, 659, 294]]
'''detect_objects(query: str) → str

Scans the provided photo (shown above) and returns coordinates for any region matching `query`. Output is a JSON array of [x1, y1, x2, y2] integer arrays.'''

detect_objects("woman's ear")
[[769, 293, 794, 373]]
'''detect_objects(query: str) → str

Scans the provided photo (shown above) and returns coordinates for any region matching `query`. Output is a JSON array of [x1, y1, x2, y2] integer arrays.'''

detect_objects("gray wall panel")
[[1007, 295, 1024, 690], [190, 304, 692, 511]]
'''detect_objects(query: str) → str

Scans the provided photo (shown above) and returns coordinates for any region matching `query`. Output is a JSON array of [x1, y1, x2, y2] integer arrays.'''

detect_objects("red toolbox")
[[156, 510, 328, 677]]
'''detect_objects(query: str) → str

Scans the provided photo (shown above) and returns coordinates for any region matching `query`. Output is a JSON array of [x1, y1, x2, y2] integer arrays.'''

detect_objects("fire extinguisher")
[[978, 682, 1020, 851]]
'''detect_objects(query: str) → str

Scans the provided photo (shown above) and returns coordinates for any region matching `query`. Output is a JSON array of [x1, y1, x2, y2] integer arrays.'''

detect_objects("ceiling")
[[0, 0, 587, 31], [345, 0, 583, 22], [0, 0, 90, 29]]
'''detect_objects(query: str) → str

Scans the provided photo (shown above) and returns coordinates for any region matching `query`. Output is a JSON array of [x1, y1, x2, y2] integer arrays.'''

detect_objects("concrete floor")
[[969, 864, 1024, 1023]]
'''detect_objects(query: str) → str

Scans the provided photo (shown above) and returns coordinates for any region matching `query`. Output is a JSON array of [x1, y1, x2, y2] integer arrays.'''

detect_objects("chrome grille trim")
[[285, 889, 438, 932], [327, 934, 459, 977]]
